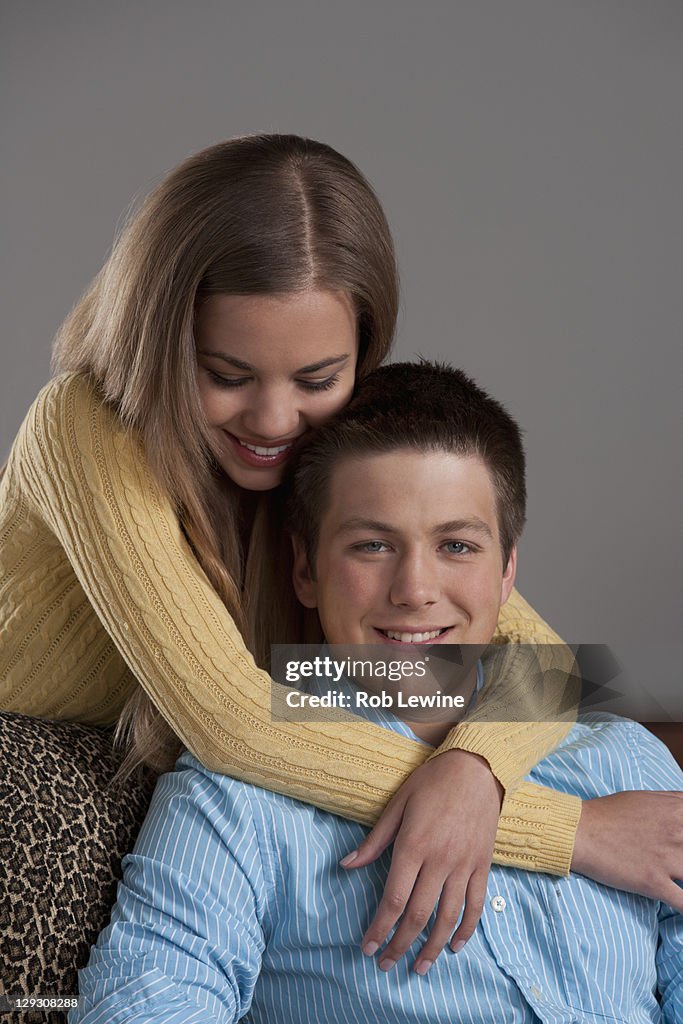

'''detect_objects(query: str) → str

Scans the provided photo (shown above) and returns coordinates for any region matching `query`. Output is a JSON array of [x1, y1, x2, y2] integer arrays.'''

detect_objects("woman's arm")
[[9, 374, 428, 818], [572, 722, 683, 912], [6, 373, 583, 972], [8, 374, 577, 842], [433, 599, 579, 796]]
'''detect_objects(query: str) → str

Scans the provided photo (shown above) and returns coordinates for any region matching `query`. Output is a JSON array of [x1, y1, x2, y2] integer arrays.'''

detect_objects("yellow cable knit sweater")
[[0, 374, 581, 873]]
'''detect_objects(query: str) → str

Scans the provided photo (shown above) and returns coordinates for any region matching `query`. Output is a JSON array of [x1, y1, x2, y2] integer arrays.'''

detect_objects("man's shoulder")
[[530, 714, 683, 798], [132, 749, 306, 881], [565, 714, 678, 764], [171, 749, 314, 819]]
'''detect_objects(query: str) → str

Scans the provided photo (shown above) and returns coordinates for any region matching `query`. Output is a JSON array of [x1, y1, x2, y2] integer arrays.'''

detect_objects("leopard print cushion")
[[0, 712, 155, 1023]]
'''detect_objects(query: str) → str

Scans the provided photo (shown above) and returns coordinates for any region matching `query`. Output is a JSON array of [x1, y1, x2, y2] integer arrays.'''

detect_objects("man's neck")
[[396, 662, 480, 745]]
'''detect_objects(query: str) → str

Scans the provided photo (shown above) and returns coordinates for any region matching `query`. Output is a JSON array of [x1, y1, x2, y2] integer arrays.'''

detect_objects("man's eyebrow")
[[336, 517, 494, 539], [434, 518, 494, 540], [196, 352, 351, 374], [336, 518, 399, 534]]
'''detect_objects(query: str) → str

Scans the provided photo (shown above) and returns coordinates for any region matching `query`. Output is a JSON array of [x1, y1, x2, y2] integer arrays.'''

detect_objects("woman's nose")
[[241, 386, 301, 440]]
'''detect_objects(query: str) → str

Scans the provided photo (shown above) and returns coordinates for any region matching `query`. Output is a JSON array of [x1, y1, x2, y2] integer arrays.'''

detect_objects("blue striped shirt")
[[72, 697, 683, 1023]]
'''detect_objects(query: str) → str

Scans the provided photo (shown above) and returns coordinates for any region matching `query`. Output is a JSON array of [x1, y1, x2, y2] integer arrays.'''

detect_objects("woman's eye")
[[204, 369, 342, 392], [443, 541, 472, 555], [206, 369, 250, 389], [298, 373, 341, 392]]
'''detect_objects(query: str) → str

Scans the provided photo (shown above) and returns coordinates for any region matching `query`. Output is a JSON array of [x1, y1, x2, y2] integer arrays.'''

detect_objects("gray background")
[[3, 1, 682, 690]]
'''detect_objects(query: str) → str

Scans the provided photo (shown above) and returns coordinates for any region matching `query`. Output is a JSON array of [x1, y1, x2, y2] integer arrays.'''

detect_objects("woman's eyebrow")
[[196, 352, 253, 370], [297, 354, 351, 373], [196, 352, 351, 373]]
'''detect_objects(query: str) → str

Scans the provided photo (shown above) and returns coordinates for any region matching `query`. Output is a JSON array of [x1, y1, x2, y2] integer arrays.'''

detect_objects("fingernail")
[[414, 959, 433, 976], [451, 940, 466, 954], [378, 958, 396, 972], [339, 851, 358, 867], [362, 941, 379, 957]]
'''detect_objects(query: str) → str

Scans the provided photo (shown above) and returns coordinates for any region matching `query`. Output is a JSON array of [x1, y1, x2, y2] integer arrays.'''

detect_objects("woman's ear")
[[291, 535, 319, 609], [500, 545, 517, 606]]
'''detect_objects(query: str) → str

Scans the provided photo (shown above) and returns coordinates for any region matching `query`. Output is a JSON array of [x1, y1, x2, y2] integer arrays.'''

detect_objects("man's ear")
[[291, 535, 319, 609], [500, 545, 517, 606]]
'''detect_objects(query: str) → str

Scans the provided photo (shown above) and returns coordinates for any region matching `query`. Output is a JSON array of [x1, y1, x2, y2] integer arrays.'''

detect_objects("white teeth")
[[384, 629, 445, 643], [240, 440, 291, 456]]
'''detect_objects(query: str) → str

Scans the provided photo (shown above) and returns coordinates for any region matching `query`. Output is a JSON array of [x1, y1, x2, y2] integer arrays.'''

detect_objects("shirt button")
[[530, 984, 543, 999], [490, 895, 506, 912]]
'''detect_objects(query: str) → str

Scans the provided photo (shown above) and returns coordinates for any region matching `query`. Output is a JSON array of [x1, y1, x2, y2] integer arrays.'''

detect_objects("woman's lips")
[[224, 430, 297, 469]]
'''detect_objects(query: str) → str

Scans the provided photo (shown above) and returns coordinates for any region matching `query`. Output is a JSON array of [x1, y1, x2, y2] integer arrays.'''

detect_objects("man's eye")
[[355, 541, 389, 553], [443, 541, 472, 555]]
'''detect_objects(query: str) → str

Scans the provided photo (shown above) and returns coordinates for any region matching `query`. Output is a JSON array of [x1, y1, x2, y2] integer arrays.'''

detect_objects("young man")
[[72, 363, 682, 1024]]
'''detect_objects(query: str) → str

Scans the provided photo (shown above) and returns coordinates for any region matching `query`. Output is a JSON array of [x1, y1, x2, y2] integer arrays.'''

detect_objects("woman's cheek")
[[307, 378, 355, 428]]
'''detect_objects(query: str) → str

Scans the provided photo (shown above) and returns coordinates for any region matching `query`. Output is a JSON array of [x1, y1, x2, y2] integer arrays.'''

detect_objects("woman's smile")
[[223, 429, 300, 469]]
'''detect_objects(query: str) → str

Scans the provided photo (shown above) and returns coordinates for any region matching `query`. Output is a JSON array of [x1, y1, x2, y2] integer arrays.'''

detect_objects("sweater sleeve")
[[13, 374, 577, 873], [429, 596, 581, 875]]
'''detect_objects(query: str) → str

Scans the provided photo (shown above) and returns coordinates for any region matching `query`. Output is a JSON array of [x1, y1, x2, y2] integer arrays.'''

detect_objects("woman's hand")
[[571, 790, 683, 911], [340, 749, 503, 975]]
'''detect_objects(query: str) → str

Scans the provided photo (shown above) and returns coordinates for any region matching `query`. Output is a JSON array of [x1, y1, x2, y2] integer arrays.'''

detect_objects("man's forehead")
[[321, 449, 499, 535]]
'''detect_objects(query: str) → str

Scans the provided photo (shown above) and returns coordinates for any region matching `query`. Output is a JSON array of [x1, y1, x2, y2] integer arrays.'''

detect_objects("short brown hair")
[[287, 360, 526, 568]]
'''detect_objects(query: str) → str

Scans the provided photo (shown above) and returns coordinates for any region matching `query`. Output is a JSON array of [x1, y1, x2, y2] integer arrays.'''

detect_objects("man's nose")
[[241, 386, 301, 439], [389, 552, 440, 609]]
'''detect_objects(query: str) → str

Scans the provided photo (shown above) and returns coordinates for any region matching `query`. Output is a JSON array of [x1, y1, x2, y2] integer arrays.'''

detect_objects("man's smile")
[[373, 626, 453, 645]]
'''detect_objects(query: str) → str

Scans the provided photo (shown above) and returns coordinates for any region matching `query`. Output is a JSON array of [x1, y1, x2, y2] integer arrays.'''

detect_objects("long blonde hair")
[[52, 134, 399, 775]]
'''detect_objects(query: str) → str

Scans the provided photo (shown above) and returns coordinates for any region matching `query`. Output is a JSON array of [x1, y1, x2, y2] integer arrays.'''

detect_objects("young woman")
[[1, 135, 680, 972]]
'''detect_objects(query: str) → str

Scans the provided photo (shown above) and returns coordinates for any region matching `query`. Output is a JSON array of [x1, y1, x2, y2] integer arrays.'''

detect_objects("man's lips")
[[373, 626, 453, 645], [223, 430, 300, 469]]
